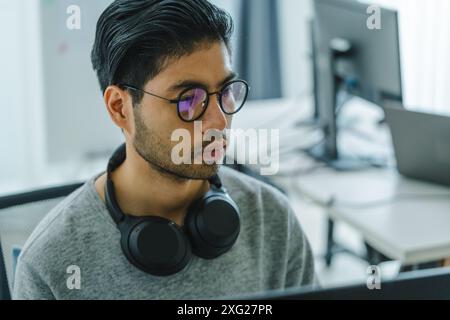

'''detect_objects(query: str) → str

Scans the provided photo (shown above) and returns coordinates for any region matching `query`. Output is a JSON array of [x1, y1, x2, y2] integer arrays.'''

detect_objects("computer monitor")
[[241, 267, 450, 300], [309, 0, 403, 170]]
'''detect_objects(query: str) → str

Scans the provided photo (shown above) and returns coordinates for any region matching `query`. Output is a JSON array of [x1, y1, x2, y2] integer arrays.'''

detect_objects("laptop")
[[384, 102, 450, 187], [240, 267, 450, 300]]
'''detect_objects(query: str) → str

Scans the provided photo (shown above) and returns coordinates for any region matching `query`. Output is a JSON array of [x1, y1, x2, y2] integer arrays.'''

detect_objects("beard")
[[132, 109, 221, 181]]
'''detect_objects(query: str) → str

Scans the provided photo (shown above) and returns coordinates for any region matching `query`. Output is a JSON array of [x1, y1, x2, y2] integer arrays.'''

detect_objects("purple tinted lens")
[[178, 100, 191, 113], [178, 88, 207, 121], [221, 82, 247, 114]]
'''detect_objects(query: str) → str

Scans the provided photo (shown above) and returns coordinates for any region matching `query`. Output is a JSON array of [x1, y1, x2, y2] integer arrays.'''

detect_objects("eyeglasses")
[[120, 79, 250, 122]]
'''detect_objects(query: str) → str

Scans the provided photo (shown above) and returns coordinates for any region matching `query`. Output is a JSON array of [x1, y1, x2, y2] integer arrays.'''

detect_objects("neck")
[[105, 144, 210, 226]]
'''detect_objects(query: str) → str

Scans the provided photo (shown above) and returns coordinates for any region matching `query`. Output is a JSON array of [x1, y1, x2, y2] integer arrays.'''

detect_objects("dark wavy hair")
[[91, 0, 234, 105]]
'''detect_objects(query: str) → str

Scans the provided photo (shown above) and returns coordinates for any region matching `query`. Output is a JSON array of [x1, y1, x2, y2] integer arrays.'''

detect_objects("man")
[[13, 0, 315, 299]]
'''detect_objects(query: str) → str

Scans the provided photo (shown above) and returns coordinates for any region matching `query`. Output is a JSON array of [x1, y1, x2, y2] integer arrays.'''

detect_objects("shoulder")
[[17, 179, 110, 272]]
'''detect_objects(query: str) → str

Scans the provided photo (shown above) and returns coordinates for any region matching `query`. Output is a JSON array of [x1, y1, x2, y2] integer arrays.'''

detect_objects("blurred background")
[[1, 0, 450, 296], [2, 0, 450, 190]]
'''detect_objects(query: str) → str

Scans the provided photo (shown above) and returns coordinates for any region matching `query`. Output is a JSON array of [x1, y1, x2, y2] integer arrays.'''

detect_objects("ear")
[[104, 85, 133, 134]]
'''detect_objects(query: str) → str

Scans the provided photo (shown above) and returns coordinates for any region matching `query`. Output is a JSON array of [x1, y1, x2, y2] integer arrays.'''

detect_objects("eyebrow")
[[167, 72, 238, 94]]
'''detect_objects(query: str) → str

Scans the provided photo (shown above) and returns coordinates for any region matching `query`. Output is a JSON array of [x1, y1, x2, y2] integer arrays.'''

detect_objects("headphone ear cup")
[[185, 191, 240, 259], [121, 217, 192, 276]]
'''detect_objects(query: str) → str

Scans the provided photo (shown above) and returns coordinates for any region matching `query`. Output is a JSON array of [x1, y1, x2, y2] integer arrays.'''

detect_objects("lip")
[[206, 140, 227, 151], [194, 140, 227, 155], [195, 140, 227, 162]]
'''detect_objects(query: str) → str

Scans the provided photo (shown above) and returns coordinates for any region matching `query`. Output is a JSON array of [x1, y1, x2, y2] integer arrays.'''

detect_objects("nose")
[[201, 94, 228, 133]]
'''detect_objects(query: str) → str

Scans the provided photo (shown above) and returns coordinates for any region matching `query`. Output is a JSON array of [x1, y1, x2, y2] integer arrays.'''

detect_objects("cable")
[[292, 182, 450, 210], [339, 125, 394, 151], [335, 83, 355, 116], [252, 91, 314, 130], [275, 164, 329, 178], [275, 112, 391, 165], [277, 133, 325, 157], [279, 136, 391, 170], [332, 194, 450, 210]]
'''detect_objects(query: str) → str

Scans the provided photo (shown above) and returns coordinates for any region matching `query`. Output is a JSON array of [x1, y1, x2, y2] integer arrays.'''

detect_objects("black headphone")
[[104, 144, 241, 276]]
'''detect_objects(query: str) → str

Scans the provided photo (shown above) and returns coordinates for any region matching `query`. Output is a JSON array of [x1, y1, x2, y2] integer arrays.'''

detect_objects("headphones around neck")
[[104, 144, 241, 276]]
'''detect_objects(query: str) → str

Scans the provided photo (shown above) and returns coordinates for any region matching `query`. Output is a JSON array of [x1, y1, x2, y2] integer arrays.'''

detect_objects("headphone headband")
[[103, 144, 240, 276], [107, 143, 127, 174]]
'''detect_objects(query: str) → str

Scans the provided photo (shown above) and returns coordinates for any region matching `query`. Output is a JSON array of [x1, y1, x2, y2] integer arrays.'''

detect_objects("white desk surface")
[[293, 168, 450, 265], [238, 96, 450, 265]]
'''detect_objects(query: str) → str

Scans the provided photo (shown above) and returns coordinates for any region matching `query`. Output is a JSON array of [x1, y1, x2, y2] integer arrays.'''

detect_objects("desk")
[[292, 167, 450, 267], [5, 95, 447, 271], [237, 96, 450, 270]]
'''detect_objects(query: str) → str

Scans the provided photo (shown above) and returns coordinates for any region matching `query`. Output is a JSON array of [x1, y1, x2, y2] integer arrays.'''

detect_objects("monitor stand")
[[305, 142, 380, 172]]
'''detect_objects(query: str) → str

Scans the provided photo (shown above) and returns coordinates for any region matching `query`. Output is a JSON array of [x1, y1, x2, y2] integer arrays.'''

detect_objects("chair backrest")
[[0, 183, 83, 300]]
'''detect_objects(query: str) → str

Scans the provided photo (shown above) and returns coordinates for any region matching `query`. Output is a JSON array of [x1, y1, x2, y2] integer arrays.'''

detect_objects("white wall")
[[390, 0, 450, 114], [0, 0, 121, 194], [0, 1, 25, 183], [41, 0, 123, 166], [0, 0, 45, 187], [211, 0, 243, 72]]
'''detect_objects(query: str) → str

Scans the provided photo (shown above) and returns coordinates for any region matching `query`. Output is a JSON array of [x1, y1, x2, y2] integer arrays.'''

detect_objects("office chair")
[[0, 183, 83, 300]]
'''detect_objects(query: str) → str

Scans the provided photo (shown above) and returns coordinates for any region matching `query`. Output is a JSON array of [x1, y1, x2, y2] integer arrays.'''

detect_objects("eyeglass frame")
[[119, 79, 250, 123]]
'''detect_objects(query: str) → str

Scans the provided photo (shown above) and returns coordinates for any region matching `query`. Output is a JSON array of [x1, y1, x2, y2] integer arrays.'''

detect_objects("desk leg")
[[325, 218, 335, 267], [323, 218, 389, 266]]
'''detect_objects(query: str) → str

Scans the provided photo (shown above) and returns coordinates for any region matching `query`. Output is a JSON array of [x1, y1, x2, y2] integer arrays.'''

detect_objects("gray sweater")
[[13, 166, 315, 300]]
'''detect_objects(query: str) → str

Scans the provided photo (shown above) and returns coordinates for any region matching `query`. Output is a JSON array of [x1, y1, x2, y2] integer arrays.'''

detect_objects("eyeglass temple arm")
[[121, 85, 178, 104]]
